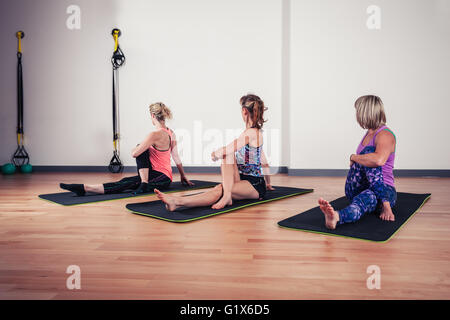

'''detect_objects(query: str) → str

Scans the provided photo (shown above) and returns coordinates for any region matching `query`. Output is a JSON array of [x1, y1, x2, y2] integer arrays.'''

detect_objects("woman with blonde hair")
[[60, 102, 193, 195], [318, 95, 397, 229]]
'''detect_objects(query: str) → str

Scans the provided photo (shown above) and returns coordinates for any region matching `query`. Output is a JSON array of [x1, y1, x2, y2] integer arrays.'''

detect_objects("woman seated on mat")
[[319, 95, 397, 229], [60, 102, 193, 196], [155, 94, 274, 211]]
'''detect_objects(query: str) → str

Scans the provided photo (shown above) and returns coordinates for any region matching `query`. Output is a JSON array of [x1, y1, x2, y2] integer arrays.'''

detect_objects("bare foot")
[[318, 198, 340, 230], [379, 201, 395, 221], [211, 194, 233, 210], [154, 189, 181, 212]]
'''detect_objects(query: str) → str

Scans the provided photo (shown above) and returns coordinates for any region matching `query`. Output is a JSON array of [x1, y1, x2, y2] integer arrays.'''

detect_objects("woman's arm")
[[131, 132, 156, 158], [350, 131, 395, 167], [211, 129, 252, 161], [170, 131, 194, 186], [261, 150, 275, 190]]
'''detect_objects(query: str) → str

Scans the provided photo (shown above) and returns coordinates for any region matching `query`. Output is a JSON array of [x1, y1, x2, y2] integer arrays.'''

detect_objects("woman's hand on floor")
[[181, 176, 194, 186]]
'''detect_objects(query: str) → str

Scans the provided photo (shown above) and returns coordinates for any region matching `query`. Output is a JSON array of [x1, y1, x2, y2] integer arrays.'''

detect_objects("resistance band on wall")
[[109, 28, 125, 173], [12, 31, 31, 171]]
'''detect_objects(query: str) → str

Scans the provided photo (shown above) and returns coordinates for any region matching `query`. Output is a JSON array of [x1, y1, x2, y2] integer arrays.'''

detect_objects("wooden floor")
[[0, 172, 449, 300]]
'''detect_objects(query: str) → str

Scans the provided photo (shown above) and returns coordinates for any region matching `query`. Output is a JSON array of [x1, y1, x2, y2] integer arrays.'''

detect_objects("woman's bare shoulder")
[[243, 128, 263, 146], [377, 129, 395, 141]]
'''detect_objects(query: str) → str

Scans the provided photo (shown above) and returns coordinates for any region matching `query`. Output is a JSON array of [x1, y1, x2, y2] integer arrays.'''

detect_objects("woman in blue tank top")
[[155, 94, 274, 211]]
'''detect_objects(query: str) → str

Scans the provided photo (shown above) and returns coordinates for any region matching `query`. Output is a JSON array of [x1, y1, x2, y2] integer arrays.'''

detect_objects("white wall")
[[0, 0, 283, 167], [115, 0, 283, 167], [290, 0, 450, 170], [0, 0, 118, 166], [1, 0, 449, 170]]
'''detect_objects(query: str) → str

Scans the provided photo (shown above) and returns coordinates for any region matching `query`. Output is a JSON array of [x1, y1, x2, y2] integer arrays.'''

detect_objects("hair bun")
[[161, 104, 173, 120], [239, 93, 267, 129], [149, 102, 172, 121]]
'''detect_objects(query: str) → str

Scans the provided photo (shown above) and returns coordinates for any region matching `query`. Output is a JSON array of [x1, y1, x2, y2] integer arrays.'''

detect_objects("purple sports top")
[[356, 125, 396, 188]]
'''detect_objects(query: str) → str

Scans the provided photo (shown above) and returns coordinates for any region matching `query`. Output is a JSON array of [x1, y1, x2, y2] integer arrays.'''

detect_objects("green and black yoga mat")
[[278, 192, 431, 242], [39, 180, 218, 206], [126, 186, 314, 222]]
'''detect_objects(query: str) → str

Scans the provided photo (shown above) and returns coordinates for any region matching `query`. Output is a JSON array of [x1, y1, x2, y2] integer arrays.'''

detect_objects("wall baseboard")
[[31, 166, 288, 174], [287, 169, 347, 177], [288, 169, 450, 177], [31, 166, 224, 173], [393, 170, 450, 177], [30, 166, 450, 177]]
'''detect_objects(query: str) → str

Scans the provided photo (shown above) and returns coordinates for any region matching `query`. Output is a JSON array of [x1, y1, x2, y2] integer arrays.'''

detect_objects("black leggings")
[[103, 150, 171, 194]]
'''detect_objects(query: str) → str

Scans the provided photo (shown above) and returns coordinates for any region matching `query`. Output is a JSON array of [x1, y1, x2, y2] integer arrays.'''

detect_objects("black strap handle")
[[111, 28, 125, 69], [108, 150, 123, 173]]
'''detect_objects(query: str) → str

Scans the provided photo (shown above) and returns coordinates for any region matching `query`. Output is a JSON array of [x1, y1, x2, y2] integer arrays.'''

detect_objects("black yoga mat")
[[39, 180, 218, 206], [127, 186, 314, 222], [278, 192, 431, 242]]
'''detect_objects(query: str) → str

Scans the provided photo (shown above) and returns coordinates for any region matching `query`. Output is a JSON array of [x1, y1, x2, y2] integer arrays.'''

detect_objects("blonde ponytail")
[[149, 102, 173, 122]]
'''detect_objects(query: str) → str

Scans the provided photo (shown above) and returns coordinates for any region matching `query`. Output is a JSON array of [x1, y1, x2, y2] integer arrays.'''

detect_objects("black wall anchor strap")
[[109, 28, 125, 173], [12, 30, 29, 167]]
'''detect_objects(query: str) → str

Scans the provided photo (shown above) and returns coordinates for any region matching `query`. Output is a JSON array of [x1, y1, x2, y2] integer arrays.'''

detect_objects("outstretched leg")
[[102, 176, 141, 194], [318, 198, 340, 229], [319, 190, 377, 229], [155, 178, 259, 212], [155, 184, 223, 211], [60, 183, 87, 196], [155, 153, 258, 212], [60, 150, 149, 196], [317, 155, 370, 228], [61, 175, 141, 196], [337, 189, 378, 224]]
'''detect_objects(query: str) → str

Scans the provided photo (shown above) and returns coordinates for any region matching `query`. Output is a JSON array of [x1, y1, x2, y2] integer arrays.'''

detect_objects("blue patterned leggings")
[[338, 146, 397, 225]]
